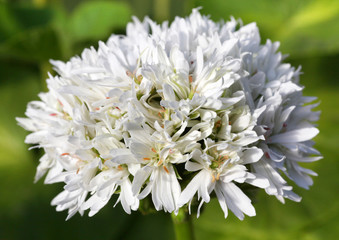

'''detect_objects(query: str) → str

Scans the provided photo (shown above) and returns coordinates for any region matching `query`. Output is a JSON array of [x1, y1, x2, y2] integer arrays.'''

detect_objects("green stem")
[[171, 208, 195, 240]]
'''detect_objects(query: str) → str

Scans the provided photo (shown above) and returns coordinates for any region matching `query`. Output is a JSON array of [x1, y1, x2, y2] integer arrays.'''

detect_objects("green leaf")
[[0, 25, 63, 62], [195, 0, 339, 56], [0, 3, 54, 42], [0, 3, 21, 42], [69, 1, 132, 41], [10, 5, 54, 30], [195, 0, 296, 39], [277, 0, 339, 56]]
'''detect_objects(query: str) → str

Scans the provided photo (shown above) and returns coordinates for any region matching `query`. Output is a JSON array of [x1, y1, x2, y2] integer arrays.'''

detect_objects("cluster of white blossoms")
[[17, 9, 321, 220]]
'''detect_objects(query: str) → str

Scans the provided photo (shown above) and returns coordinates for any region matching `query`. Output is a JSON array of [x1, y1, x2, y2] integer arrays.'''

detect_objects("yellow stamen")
[[215, 120, 221, 128], [219, 155, 229, 162], [136, 75, 143, 84], [216, 172, 221, 181], [163, 166, 169, 174], [189, 75, 193, 83], [126, 70, 133, 78]]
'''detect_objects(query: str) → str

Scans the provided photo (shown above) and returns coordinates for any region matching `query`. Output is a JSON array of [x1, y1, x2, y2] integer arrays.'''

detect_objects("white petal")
[[269, 127, 319, 143], [160, 168, 175, 212], [245, 174, 269, 188], [163, 83, 176, 101], [214, 186, 228, 218], [120, 179, 139, 214], [241, 147, 263, 164], [178, 170, 209, 207], [129, 142, 153, 159], [152, 171, 162, 211], [16, 117, 37, 131], [132, 166, 153, 195], [138, 182, 153, 199], [185, 160, 203, 172], [169, 165, 181, 208], [198, 170, 211, 203], [232, 113, 251, 132], [218, 182, 255, 220], [194, 46, 204, 76], [170, 46, 189, 75], [111, 154, 137, 164], [221, 166, 247, 183]]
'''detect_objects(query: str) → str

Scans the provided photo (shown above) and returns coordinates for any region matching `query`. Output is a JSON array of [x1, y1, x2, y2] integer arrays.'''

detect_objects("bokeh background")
[[1, 0, 339, 239]]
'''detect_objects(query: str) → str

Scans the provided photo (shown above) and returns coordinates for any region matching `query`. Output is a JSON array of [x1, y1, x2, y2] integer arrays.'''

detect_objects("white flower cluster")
[[17, 9, 321, 220]]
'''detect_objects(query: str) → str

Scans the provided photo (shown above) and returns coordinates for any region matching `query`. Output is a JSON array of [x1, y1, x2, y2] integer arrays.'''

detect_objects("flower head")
[[17, 9, 320, 220]]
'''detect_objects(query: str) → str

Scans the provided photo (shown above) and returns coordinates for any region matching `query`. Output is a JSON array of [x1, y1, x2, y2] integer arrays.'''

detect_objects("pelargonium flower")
[[17, 9, 320, 220]]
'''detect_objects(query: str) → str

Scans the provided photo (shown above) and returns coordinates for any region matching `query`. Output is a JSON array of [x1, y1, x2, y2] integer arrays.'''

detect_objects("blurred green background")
[[0, 0, 338, 239]]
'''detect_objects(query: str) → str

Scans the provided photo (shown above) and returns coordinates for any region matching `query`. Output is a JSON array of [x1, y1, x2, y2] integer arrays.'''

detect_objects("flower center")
[[143, 147, 170, 173], [210, 155, 229, 170]]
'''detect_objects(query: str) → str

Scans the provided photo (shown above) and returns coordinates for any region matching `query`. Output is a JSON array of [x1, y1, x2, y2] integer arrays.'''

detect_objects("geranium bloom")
[[17, 9, 320, 220]]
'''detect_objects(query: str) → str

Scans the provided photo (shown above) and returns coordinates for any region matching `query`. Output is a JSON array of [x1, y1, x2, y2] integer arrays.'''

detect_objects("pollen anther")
[[163, 166, 169, 173]]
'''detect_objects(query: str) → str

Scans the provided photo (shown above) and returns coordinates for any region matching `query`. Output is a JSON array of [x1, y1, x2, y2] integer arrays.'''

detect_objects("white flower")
[[126, 122, 186, 213], [17, 8, 320, 220], [178, 122, 268, 219]]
